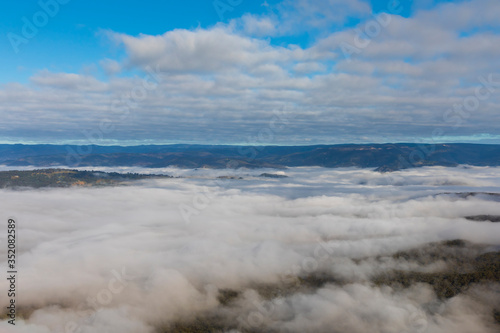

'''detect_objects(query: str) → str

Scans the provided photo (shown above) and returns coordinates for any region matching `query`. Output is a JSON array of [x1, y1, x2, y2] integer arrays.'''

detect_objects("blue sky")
[[1, 0, 500, 145], [0, 1, 278, 83]]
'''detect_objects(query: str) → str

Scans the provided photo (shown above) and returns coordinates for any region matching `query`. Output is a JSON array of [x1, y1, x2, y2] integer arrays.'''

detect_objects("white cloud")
[[415, 0, 500, 31], [275, 0, 372, 34], [30, 70, 108, 92], [114, 27, 294, 74], [0, 166, 499, 331], [293, 61, 327, 74], [99, 59, 122, 76], [239, 14, 278, 36], [1, 0, 500, 144]]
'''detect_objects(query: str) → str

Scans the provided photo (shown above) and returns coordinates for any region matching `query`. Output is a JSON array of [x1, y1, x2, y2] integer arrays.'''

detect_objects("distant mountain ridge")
[[1, 143, 500, 171]]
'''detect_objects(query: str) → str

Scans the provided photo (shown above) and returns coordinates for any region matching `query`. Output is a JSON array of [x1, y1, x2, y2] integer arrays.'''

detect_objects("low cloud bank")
[[0, 166, 499, 332]]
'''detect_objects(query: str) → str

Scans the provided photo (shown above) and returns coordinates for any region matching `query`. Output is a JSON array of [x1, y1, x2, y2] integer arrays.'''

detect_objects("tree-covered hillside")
[[0, 169, 171, 188]]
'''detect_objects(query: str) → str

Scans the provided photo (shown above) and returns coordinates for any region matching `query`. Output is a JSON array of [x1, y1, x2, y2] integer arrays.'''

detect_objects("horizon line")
[[1, 142, 500, 147]]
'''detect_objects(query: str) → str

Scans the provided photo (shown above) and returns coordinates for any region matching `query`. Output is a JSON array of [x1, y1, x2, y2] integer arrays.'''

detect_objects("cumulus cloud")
[[113, 27, 294, 74], [0, 166, 499, 332]]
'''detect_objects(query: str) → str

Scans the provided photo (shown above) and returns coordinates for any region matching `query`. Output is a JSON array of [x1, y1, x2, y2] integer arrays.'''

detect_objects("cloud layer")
[[0, 166, 499, 332], [1, 0, 500, 144]]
